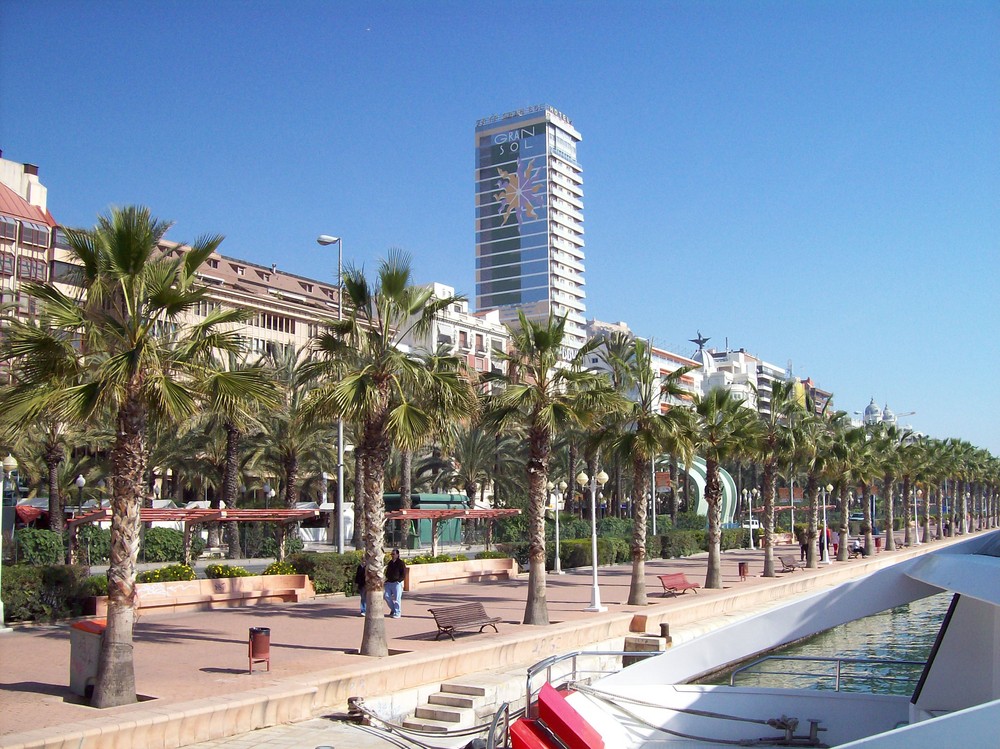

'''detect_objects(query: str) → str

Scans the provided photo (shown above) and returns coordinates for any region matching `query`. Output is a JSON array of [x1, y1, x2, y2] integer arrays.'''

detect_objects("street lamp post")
[[576, 469, 609, 612], [547, 480, 567, 575], [75, 474, 86, 514], [821, 483, 833, 564], [748, 487, 758, 550], [0, 454, 17, 632], [317, 234, 346, 554]]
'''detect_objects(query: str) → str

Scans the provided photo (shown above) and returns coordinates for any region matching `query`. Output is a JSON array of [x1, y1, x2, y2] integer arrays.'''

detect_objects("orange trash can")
[[249, 627, 270, 673]]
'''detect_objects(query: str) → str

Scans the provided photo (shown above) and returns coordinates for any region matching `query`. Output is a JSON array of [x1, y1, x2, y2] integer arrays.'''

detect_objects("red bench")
[[657, 573, 700, 597]]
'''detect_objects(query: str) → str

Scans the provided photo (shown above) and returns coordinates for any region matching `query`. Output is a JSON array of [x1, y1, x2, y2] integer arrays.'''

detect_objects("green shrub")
[[140, 528, 190, 563], [495, 514, 530, 543], [553, 516, 590, 540], [496, 542, 530, 570], [205, 563, 252, 579], [137, 564, 196, 583], [559, 538, 619, 568], [595, 517, 632, 538], [673, 512, 708, 530], [0, 564, 89, 622], [13, 528, 65, 565], [288, 550, 361, 595], [79, 574, 108, 597], [409, 553, 465, 565], [263, 560, 297, 575], [76, 526, 111, 564], [659, 530, 705, 558], [475, 550, 508, 560]]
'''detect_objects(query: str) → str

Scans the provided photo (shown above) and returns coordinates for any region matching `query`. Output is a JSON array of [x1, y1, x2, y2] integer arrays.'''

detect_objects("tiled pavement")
[[0, 539, 961, 749]]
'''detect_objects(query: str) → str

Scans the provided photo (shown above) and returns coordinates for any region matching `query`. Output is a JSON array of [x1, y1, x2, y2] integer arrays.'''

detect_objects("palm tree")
[[605, 338, 693, 605], [751, 380, 802, 577], [846, 426, 880, 556], [689, 388, 760, 588], [257, 345, 336, 558], [189, 350, 279, 557], [308, 250, 478, 656], [0, 206, 249, 707], [485, 313, 618, 625]]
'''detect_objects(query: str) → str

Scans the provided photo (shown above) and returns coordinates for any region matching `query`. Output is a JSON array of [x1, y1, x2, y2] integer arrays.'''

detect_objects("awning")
[[15, 505, 44, 523], [67, 507, 319, 529]]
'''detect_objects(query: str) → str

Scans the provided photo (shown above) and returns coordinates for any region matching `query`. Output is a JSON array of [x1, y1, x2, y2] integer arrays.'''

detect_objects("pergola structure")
[[66, 507, 320, 564], [384, 508, 521, 556]]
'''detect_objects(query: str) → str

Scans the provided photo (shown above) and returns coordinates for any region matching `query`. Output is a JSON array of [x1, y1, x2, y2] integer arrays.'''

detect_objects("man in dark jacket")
[[384, 548, 406, 618], [354, 560, 366, 616]]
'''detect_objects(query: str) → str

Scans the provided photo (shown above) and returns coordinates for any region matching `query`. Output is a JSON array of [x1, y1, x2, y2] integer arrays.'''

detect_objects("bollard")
[[738, 561, 749, 581], [659, 622, 672, 645], [249, 627, 271, 673]]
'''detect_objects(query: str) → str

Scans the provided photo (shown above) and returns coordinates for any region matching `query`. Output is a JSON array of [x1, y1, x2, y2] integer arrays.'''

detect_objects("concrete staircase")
[[402, 672, 520, 733]]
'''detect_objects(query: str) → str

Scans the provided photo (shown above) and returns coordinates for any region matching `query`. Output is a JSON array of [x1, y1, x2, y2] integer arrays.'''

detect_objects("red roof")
[[67, 507, 319, 528], [385, 508, 521, 521], [0, 182, 54, 226]]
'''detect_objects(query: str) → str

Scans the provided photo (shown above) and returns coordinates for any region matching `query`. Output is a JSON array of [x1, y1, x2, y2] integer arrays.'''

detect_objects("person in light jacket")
[[384, 548, 406, 618]]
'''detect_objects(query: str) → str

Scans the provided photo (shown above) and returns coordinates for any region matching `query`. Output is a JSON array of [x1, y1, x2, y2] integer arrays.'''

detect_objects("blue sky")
[[2, 1, 997, 454]]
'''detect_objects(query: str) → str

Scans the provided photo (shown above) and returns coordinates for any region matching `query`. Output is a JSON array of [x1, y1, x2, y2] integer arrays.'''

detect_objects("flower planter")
[[85, 574, 314, 617], [403, 557, 517, 591]]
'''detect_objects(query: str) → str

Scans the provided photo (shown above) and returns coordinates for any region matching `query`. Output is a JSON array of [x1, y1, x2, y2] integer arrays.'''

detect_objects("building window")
[[459, 331, 469, 349], [0, 217, 16, 242], [230, 264, 245, 276], [475, 334, 484, 352], [17, 257, 46, 282], [207, 258, 219, 269], [0, 253, 13, 277], [20, 222, 50, 248]]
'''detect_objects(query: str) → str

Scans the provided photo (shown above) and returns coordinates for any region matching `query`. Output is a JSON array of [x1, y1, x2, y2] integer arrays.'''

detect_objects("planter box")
[[87, 573, 314, 617], [404, 558, 517, 592]]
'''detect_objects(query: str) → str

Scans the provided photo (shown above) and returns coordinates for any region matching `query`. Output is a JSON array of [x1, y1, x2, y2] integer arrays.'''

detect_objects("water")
[[709, 593, 952, 695]]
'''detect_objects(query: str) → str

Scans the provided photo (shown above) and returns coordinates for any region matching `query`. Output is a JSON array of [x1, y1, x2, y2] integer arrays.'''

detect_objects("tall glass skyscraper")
[[475, 105, 586, 355]]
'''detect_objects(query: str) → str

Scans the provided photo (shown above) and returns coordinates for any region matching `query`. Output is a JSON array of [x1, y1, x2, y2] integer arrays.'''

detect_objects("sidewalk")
[[0, 539, 960, 749]]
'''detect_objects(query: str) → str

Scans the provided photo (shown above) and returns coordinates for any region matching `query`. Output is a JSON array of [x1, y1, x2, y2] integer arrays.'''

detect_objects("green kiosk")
[[383, 493, 469, 549]]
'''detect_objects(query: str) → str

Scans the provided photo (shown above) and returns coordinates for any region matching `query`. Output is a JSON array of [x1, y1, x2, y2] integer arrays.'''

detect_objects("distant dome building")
[[882, 405, 896, 425], [863, 398, 881, 426]]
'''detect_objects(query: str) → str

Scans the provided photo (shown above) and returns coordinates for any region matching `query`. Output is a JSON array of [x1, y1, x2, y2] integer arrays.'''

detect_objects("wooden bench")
[[779, 555, 804, 572], [429, 602, 502, 640], [657, 573, 700, 597]]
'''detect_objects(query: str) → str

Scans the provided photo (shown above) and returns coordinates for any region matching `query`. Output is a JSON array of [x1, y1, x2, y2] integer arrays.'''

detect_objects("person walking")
[[354, 559, 367, 616], [384, 548, 406, 618]]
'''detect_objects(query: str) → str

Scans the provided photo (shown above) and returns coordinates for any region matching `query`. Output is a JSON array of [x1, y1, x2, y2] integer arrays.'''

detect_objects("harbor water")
[[711, 593, 952, 694]]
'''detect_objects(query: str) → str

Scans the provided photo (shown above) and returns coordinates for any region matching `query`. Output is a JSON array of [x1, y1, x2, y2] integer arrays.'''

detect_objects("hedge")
[[0, 564, 90, 622], [288, 550, 362, 595], [13, 528, 64, 565]]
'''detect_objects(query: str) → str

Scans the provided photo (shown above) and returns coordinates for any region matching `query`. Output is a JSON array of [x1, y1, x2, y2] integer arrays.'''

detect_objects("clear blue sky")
[[2, 1, 997, 454]]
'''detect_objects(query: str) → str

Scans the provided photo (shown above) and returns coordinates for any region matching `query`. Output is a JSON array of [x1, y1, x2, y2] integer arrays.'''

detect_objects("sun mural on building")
[[495, 158, 543, 226]]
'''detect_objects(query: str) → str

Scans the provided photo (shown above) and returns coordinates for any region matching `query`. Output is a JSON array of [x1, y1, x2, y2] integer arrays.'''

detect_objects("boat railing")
[[729, 655, 926, 692], [485, 649, 660, 748], [524, 649, 660, 718]]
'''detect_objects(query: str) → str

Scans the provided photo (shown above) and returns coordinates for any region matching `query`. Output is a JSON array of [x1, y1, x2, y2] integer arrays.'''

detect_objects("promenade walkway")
[[0, 538, 964, 749]]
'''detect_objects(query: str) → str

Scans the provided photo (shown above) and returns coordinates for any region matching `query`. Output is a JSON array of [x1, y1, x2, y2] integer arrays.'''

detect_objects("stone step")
[[401, 715, 456, 733], [428, 691, 478, 709], [440, 681, 488, 697], [415, 704, 467, 724]]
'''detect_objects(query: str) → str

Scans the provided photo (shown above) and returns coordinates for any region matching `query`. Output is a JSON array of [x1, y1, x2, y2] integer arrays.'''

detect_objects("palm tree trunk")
[[862, 480, 874, 556], [223, 422, 242, 559], [93, 397, 146, 708], [522, 425, 550, 626], [805, 473, 819, 568], [704, 458, 723, 589], [627, 456, 649, 605], [353, 448, 365, 550], [360, 417, 390, 657], [762, 460, 776, 577], [45, 445, 65, 549], [900, 475, 911, 547], [836, 483, 849, 561], [279, 455, 298, 560]]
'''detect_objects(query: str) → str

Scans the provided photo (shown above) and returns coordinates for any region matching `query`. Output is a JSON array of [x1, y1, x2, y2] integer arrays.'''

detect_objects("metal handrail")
[[729, 655, 926, 691], [485, 701, 511, 749], [524, 649, 661, 718]]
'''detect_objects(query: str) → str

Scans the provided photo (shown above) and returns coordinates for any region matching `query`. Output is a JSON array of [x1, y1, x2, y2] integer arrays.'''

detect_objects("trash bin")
[[249, 626, 270, 673], [875, 536, 882, 552], [70, 618, 106, 697], [738, 562, 749, 581]]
